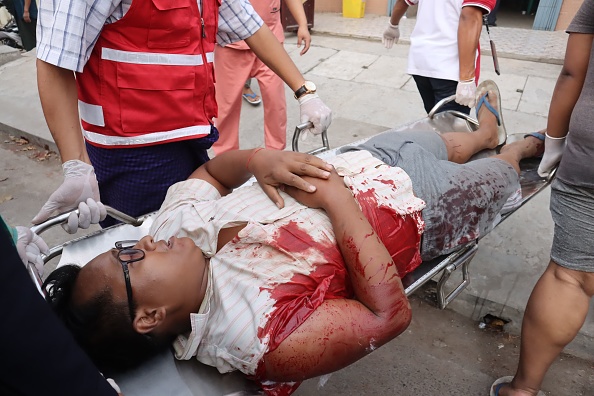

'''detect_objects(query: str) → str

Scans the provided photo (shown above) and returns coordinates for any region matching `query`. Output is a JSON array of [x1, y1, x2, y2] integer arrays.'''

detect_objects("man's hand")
[[15, 226, 49, 273], [23, 10, 31, 23], [455, 79, 477, 108], [538, 133, 566, 177], [296, 26, 311, 55], [32, 160, 102, 228], [247, 149, 333, 208], [382, 23, 400, 49], [282, 167, 349, 210], [299, 94, 332, 137]]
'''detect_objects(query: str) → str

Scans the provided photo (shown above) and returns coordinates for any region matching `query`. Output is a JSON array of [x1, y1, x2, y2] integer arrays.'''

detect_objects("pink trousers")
[[213, 44, 287, 154]]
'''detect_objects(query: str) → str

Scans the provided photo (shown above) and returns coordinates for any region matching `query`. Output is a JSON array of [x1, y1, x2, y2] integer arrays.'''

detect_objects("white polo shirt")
[[405, 0, 495, 81]]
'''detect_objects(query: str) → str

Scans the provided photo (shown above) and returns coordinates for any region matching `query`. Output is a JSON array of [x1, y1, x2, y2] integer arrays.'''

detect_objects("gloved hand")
[[455, 78, 477, 108], [62, 198, 107, 234], [15, 226, 49, 274], [32, 160, 101, 225], [382, 22, 400, 49], [537, 132, 566, 177], [299, 93, 332, 138]]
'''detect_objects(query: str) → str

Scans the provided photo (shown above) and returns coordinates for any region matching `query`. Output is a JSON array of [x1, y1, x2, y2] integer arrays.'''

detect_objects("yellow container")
[[343, 0, 365, 18]]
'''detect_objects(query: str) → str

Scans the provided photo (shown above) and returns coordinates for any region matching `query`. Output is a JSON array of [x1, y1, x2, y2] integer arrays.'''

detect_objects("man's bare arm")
[[547, 32, 593, 138], [283, 0, 311, 54], [389, 0, 409, 26], [37, 59, 90, 164], [457, 6, 484, 82], [244, 24, 305, 91], [263, 173, 412, 381], [189, 149, 332, 206]]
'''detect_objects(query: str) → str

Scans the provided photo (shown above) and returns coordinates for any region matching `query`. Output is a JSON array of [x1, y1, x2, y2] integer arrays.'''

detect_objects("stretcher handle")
[[292, 121, 330, 155], [30, 206, 145, 235], [427, 95, 457, 119]]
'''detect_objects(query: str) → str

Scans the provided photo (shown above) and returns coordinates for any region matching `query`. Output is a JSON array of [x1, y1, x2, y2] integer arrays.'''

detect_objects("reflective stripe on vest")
[[101, 48, 214, 66], [83, 125, 212, 147]]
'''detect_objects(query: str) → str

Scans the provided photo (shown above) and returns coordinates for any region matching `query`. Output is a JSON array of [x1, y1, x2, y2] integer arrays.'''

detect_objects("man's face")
[[75, 235, 207, 321]]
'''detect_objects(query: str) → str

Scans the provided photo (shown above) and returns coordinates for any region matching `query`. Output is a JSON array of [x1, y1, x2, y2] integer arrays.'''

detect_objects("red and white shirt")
[[405, 0, 495, 82], [149, 151, 426, 392]]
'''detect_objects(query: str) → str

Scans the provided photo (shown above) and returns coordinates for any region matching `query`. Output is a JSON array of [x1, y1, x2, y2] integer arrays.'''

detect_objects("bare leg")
[[497, 261, 594, 396], [440, 88, 501, 164], [495, 133, 544, 174]]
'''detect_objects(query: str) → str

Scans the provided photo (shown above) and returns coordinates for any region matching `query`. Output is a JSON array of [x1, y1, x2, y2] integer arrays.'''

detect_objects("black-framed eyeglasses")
[[115, 240, 145, 322]]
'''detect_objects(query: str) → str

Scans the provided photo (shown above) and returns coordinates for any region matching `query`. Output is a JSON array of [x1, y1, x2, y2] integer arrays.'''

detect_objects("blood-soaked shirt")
[[149, 150, 425, 392]]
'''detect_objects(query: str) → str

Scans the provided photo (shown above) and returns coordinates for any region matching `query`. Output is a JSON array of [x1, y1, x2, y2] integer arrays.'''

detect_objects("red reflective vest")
[[77, 0, 220, 148]]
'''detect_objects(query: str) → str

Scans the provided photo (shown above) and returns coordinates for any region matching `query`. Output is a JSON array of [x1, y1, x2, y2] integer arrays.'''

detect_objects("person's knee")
[[548, 260, 594, 296]]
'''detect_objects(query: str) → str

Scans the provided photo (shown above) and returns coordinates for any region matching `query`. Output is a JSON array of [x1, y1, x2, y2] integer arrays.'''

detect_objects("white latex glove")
[[15, 226, 49, 274], [455, 79, 477, 108], [62, 198, 107, 234], [32, 160, 101, 225], [537, 133, 566, 177], [299, 93, 332, 138], [382, 23, 400, 49]]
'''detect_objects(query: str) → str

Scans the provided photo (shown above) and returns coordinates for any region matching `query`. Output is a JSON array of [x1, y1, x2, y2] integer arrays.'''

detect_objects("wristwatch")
[[294, 80, 317, 99]]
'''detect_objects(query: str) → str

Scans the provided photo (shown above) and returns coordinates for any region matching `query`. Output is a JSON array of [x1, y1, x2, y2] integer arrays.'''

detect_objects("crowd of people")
[[1, 0, 593, 395]]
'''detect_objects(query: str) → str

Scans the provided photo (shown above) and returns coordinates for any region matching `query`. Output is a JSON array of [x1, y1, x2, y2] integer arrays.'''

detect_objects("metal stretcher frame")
[[29, 104, 555, 396]]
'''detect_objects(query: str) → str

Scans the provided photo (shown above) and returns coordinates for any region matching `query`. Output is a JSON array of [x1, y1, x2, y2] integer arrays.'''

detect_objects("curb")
[[310, 30, 564, 65]]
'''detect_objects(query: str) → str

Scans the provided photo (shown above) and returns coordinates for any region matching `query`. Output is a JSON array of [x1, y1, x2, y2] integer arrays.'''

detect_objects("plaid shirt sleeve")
[[216, 0, 264, 46], [36, 0, 125, 72]]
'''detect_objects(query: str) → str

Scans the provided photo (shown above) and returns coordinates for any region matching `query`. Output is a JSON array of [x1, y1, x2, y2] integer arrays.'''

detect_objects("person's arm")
[[188, 149, 333, 208], [23, 0, 31, 22], [547, 32, 592, 138], [283, 0, 311, 55], [454, 4, 486, 107], [389, 0, 409, 26], [457, 6, 484, 83], [261, 171, 412, 381], [32, 60, 102, 226], [245, 24, 305, 92], [382, 0, 409, 49], [537, 31, 593, 177], [37, 59, 89, 163]]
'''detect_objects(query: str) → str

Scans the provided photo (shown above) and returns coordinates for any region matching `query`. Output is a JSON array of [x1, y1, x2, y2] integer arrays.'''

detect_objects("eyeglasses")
[[115, 240, 145, 322]]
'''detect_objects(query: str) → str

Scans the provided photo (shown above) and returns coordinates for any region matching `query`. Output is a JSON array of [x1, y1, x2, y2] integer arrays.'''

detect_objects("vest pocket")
[[116, 63, 198, 133], [148, 0, 193, 48]]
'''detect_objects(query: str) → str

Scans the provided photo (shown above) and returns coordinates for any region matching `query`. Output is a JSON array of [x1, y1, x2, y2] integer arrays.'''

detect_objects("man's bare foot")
[[475, 88, 502, 150], [500, 130, 545, 159]]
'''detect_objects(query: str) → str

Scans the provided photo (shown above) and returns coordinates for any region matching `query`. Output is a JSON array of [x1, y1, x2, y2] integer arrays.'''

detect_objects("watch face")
[[304, 81, 316, 91]]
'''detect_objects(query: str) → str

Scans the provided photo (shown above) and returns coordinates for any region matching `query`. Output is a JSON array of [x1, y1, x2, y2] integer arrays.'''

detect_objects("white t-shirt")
[[405, 0, 494, 81]]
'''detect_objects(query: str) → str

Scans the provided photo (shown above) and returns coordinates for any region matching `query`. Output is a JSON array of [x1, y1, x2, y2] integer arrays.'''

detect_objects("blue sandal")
[[242, 92, 261, 105], [475, 80, 507, 146]]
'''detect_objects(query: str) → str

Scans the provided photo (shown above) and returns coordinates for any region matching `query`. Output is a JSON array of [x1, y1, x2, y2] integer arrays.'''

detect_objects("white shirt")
[[37, 0, 264, 73], [405, 0, 493, 81], [148, 151, 425, 377]]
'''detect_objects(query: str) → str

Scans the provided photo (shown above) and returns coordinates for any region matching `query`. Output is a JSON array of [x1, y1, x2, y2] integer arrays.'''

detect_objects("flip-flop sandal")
[[475, 80, 506, 146], [242, 92, 262, 105], [489, 376, 546, 396]]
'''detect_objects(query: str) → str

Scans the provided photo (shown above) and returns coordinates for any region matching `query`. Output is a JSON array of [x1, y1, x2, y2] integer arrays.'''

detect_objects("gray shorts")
[[550, 179, 594, 272], [340, 130, 520, 261]]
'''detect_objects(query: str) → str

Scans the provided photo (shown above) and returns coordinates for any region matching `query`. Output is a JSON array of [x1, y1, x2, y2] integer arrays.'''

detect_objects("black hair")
[[43, 265, 174, 375]]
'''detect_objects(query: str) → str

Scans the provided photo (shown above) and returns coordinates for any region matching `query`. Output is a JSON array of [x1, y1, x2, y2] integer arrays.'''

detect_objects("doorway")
[[487, 0, 540, 29]]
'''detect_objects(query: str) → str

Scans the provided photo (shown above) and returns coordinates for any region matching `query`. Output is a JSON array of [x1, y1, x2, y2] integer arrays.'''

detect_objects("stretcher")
[[29, 99, 554, 396]]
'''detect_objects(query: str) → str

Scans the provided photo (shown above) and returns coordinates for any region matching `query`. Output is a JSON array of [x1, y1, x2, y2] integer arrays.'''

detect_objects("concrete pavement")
[[1, 13, 593, 395]]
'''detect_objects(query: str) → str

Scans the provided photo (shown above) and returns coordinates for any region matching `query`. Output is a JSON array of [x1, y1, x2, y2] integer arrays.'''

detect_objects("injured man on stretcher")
[[44, 88, 544, 394]]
